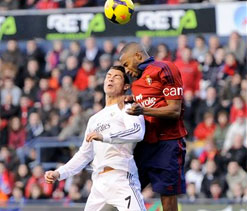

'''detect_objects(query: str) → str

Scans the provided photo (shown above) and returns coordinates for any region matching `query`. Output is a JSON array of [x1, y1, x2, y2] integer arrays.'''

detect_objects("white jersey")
[[57, 103, 145, 181]]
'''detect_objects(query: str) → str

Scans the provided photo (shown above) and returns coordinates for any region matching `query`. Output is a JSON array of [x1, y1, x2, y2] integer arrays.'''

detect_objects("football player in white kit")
[[45, 66, 147, 211]]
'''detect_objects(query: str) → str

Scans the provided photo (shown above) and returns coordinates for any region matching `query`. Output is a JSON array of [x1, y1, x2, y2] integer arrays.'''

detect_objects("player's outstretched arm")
[[127, 100, 182, 119], [55, 122, 94, 181]]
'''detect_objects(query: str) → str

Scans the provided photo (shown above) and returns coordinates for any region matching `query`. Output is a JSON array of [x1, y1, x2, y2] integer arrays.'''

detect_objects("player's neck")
[[105, 95, 122, 106]]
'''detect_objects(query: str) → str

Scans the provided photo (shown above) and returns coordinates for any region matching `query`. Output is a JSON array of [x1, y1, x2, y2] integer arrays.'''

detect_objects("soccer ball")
[[104, 0, 134, 25]]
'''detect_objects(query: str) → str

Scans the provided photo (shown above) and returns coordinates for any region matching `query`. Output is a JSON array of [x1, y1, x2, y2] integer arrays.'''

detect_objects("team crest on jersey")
[[145, 75, 152, 85]]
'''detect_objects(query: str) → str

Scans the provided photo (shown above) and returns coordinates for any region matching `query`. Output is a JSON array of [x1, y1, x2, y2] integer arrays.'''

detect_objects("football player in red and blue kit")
[[119, 42, 187, 211]]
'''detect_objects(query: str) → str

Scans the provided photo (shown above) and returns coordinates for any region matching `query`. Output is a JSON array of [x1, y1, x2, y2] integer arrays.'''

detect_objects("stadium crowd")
[[0, 33, 247, 204]]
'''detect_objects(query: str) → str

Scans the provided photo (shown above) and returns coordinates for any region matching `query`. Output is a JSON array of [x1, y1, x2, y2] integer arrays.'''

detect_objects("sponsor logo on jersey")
[[163, 87, 183, 97], [135, 94, 143, 101], [94, 123, 110, 132], [140, 97, 156, 108], [145, 75, 152, 85]]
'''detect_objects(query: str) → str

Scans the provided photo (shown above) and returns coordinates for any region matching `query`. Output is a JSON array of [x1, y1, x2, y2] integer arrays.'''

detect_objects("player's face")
[[120, 53, 141, 78], [104, 69, 126, 96]]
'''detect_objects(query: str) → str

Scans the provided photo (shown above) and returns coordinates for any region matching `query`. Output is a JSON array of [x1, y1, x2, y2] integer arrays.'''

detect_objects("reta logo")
[[163, 87, 183, 97]]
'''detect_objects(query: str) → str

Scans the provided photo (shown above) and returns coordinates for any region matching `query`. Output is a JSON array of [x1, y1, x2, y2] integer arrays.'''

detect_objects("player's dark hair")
[[109, 65, 130, 84]]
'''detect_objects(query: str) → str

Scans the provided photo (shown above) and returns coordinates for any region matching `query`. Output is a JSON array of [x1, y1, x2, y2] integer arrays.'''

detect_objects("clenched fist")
[[44, 171, 60, 184]]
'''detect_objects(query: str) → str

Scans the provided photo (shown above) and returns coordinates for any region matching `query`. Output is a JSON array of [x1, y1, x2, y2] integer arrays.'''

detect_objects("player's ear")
[[135, 52, 142, 61], [124, 84, 130, 91]]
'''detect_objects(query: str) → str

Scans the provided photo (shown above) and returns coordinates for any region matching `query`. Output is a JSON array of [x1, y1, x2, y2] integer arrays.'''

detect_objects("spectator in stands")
[[35, 0, 59, 9], [192, 35, 208, 64], [66, 183, 83, 202], [0, 118, 8, 147], [58, 103, 89, 141], [222, 53, 239, 78], [224, 31, 246, 65], [25, 165, 53, 198], [185, 159, 203, 194], [23, 59, 42, 85], [174, 47, 201, 95], [184, 183, 198, 202], [213, 111, 229, 150], [56, 75, 78, 107], [226, 161, 247, 199], [198, 139, 220, 165], [29, 183, 47, 199], [14, 164, 30, 190], [56, 98, 71, 128], [220, 74, 241, 112], [19, 96, 33, 126], [155, 43, 172, 62], [39, 92, 57, 124], [26, 112, 44, 141], [68, 41, 83, 65], [102, 40, 116, 56], [225, 134, 247, 171], [209, 180, 225, 200], [0, 63, 17, 83], [46, 40, 69, 72], [26, 40, 45, 71], [95, 54, 112, 86], [0, 0, 19, 10], [208, 35, 220, 56], [74, 58, 96, 91], [1, 40, 25, 72], [140, 36, 156, 56], [194, 112, 216, 141], [183, 90, 198, 140], [60, 55, 79, 82], [22, 77, 38, 102], [8, 186, 25, 202], [201, 160, 226, 198], [83, 37, 102, 67], [229, 96, 246, 123], [78, 76, 98, 110], [48, 68, 60, 91], [0, 77, 22, 106], [21, 0, 38, 9], [174, 34, 188, 61], [36, 77, 56, 103], [223, 112, 247, 153], [114, 40, 126, 58], [0, 94, 20, 120], [196, 86, 220, 123], [43, 110, 61, 136], [0, 161, 13, 202], [8, 117, 26, 150]]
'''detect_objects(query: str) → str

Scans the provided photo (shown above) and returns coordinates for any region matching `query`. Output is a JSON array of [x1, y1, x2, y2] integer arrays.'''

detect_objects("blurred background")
[[0, 0, 246, 210]]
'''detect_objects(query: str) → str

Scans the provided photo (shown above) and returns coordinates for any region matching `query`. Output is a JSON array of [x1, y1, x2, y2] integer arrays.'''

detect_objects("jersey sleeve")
[[102, 104, 145, 144], [159, 61, 184, 100], [56, 119, 94, 181]]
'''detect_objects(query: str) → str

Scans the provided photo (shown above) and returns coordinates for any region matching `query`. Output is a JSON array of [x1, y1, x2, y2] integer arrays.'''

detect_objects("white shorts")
[[84, 169, 146, 211]]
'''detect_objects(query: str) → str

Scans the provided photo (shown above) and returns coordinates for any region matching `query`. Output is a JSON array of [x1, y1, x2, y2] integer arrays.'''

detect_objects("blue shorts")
[[134, 138, 186, 196]]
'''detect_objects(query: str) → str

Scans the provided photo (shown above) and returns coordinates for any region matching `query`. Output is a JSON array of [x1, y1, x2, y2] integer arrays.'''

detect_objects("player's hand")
[[44, 171, 60, 184], [86, 132, 103, 142], [126, 103, 144, 116], [124, 95, 134, 103]]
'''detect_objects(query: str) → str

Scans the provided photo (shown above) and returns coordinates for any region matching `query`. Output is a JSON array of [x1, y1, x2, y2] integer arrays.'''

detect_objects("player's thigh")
[[84, 186, 106, 211], [108, 171, 146, 211]]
